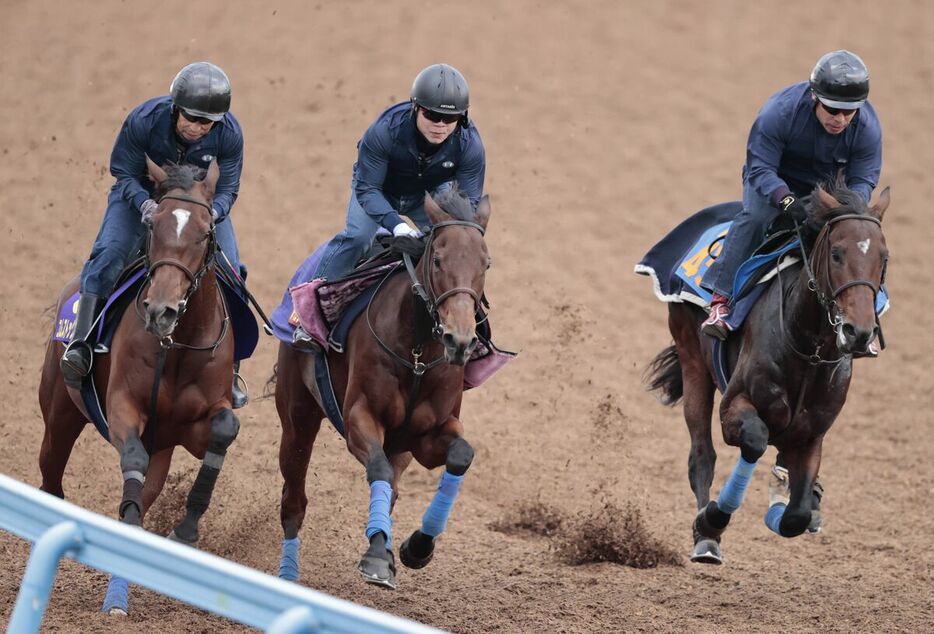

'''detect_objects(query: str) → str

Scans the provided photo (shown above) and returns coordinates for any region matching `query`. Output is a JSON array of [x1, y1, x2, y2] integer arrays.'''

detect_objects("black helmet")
[[810, 50, 869, 109], [410, 63, 469, 115], [170, 62, 231, 122]]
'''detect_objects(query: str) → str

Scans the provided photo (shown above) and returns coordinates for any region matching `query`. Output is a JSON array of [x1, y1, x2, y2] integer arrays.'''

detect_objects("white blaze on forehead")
[[172, 209, 191, 240], [857, 238, 870, 255]]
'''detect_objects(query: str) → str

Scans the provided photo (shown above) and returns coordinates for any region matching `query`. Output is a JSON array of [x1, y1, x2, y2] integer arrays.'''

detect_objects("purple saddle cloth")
[[270, 243, 516, 390]]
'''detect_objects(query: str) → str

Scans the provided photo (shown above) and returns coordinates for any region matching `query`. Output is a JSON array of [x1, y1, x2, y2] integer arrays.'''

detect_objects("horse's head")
[[806, 184, 890, 356], [422, 189, 492, 366], [141, 156, 219, 338]]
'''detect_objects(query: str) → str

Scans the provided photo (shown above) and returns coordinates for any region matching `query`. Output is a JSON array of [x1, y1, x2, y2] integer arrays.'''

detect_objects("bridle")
[[365, 219, 487, 425], [778, 213, 886, 365]]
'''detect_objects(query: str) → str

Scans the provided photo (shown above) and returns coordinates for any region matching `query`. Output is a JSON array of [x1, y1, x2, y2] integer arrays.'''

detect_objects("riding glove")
[[140, 199, 158, 223], [778, 195, 807, 223], [392, 222, 422, 239]]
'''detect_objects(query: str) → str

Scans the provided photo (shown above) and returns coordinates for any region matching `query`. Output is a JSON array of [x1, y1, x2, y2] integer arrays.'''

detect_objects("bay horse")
[[647, 183, 889, 563], [275, 190, 491, 589], [37, 159, 240, 613]]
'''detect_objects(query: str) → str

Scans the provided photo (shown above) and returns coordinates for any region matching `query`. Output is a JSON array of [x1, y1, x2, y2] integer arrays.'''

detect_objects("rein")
[[777, 213, 885, 366], [365, 219, 486, 427]]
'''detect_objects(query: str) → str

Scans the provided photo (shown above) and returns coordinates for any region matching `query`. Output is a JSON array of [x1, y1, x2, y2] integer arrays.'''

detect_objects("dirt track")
[[1, 1, 932, 632]]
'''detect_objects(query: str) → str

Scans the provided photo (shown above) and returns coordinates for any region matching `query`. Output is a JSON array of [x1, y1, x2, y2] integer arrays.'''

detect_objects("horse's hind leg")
[[169, 409, 240, 546], [401, 422, 473, 571], [667, 308, 720, 563], [38, 346, 87, 499]]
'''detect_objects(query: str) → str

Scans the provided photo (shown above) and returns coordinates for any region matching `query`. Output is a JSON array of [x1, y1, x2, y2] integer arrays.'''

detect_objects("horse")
[[274, 189, 492, 589], [646, 183, 890, 563], [37, 158, 240, 613]]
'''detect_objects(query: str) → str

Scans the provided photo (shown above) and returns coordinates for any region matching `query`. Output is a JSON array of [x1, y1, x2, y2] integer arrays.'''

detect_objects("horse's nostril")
[[442, 333, 456, 348], [842, 323, 856, 339]]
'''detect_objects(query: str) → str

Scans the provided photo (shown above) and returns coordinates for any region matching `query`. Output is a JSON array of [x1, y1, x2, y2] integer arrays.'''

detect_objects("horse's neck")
[[782, 266, 836, 354]]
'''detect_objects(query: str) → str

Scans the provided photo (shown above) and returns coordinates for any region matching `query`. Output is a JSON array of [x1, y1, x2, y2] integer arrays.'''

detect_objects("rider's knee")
[[445, 438, 474, 476]]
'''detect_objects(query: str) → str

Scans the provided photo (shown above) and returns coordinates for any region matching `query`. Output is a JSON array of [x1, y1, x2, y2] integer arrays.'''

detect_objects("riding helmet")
[[170, 62, 231, 122], [809, 50, 869, 109], [410, 63, 469, 115]]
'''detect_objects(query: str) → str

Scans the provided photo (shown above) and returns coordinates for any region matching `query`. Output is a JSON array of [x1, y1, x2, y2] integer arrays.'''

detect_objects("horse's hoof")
[[690, 538, 724, 565], [357, 551, 397, 590], [167, 529, 198, 547], [807, 510, 823, 534], [400, 534, 434, 570], [106, 608, 128, 617]]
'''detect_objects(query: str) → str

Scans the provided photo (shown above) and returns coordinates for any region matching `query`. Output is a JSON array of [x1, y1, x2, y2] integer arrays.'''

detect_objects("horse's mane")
[[800, 180, 872, 250], [152, 163, 206, 199], [431, 187, 476, 222]]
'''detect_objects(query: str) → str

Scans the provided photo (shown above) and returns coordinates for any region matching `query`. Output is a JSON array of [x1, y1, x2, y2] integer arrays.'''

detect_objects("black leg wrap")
[[119, 478, 144, 525], [445, 438, 474, 476], [739, 411, 769, 463], [208, 410, 240, 455], [696, 501, 731, 539], [366, 452, 393, 484]]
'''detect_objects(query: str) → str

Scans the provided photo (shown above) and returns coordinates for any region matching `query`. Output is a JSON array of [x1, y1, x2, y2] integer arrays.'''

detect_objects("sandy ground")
[[1, 1, 932, 632]]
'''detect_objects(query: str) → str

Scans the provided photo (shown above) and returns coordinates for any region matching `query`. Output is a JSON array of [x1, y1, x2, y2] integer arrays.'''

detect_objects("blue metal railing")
[[0, 474, 443, 634]]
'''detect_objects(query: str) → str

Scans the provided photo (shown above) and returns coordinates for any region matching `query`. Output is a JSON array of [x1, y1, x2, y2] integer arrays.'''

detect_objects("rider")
[[293, 62, 485, 347], [60, 61, 250, 407], [700, 50, 882, 343]]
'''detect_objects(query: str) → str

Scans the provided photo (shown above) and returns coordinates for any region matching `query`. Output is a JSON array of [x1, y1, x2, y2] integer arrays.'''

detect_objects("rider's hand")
[[140, 199, 158, 223], [392, 222, 422, 239], [778, 195, 806, 223]]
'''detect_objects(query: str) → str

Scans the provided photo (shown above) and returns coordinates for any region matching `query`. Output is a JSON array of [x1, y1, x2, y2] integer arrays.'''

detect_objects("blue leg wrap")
[[421, 470, 465, 538], [764, 503, 786, 535], [717, 456, 757, 514], [365, 480, 393, 550], [101, 575, 129, 613], [279, 537, 300, 581]]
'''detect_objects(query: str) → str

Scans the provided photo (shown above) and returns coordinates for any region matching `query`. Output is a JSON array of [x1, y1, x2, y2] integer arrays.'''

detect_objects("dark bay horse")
[[647, 184, 890, 563], [38, 159, 240, 613], [275, 190, 491, 589]]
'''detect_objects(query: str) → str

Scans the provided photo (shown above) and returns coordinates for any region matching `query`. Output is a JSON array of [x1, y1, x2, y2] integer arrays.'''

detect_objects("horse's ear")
[[203, 160, 220, 195], [869, 186, 890, 222], [816, 186, 841, 212], [474, 195, 492, 230], [424, 192, 451, 225], [146, 155, 167, 184]]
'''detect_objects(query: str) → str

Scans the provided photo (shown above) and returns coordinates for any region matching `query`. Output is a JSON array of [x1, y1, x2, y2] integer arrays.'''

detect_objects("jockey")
[[293, 62, 486, 349], [60, 61, 250, 407], [700, 50, 882, 342]]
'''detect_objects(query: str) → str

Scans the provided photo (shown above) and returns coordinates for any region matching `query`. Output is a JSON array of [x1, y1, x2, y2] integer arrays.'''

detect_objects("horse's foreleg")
[[101, 430, 150, 616], [347, 412, 396, 589], [401, 429, 473, 571], [170, 409, 240, 546], [694, 397, 769, 563], [766, 436, 823, 537], [140, 448, 175, 524]]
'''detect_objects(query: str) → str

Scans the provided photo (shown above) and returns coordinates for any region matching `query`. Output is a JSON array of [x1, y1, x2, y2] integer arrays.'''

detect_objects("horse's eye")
[[433, 256, 442, 269], [831, 247, 842, 263]]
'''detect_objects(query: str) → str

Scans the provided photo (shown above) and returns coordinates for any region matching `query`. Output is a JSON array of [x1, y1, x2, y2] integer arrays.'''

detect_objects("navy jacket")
[[354, 102, 486, 231], [109, 96, 244, 221], [745, 82, 882, 204]]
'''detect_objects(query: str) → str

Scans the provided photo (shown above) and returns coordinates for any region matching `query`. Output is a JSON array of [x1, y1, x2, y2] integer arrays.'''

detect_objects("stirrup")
[[61, 342, 93, 387], [291, 326, 322, 353], [232, 370, 249, 409]]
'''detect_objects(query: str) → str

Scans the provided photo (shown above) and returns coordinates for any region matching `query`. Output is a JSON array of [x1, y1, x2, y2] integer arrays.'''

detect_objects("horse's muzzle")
[[143, 299, 180, 338], [837, 320, 878, 355], [441, 330, 478, 367]]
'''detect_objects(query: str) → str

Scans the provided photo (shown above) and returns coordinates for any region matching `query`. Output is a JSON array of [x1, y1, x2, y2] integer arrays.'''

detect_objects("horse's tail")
[[645, 345, 683, 406], [262, 363, 278, 399]]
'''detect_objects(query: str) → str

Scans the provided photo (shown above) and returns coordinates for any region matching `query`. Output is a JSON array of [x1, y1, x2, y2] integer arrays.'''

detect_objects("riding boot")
[[231, 360, 249, 409], [61, 293, 106, 388]]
